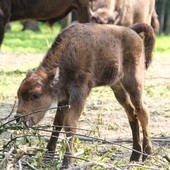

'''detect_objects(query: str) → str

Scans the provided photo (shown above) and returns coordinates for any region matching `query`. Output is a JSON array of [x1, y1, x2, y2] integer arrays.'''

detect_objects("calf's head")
[[15, 68, 59, 127]]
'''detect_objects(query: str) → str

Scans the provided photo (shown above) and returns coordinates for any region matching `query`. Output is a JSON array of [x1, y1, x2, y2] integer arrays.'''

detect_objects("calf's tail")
[[130, 23, 155, 69]]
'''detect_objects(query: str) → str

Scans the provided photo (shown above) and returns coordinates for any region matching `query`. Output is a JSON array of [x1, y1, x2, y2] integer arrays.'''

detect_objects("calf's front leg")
[[61, 105, 87, 168], [62, 86, 90, 168], [45, 101, 69, 162]]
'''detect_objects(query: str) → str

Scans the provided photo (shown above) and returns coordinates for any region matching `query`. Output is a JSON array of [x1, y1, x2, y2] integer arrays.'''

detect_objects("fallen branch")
[[146, 77, 170, 80], [79, 136, 170, 145], [31, 127, 151, 159], [163, 155, 170, 164], [22, 160, 37, 170], [0, 105, 70, 129]]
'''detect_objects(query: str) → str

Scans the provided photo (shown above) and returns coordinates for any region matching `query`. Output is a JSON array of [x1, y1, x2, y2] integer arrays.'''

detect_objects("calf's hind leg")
[[111, 83, 142, 161], [121, 76, 152, 161]]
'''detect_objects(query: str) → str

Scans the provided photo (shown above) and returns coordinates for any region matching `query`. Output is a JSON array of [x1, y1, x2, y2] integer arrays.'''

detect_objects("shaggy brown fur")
[[90, 0, 160, 33], [15, 23, 155, 167], [0, 0, 90, 46]]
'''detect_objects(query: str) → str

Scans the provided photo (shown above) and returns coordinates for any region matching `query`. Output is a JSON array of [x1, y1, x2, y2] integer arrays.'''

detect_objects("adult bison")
[[0, 0, 90, 46], [15, 22, 155, 167], [90, 0, 160, 33]]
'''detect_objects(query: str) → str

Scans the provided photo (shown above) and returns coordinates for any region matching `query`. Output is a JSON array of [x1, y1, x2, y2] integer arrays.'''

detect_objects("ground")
[[0, 52, 170, 168]]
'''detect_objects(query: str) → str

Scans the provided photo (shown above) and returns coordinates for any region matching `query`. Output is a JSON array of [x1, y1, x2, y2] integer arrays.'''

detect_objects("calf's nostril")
[[14, 115, 21, 123]]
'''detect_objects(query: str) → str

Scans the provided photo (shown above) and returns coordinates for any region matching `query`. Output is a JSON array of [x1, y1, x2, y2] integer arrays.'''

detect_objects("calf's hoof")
[[130, 151, 141, 162], [43, 151, 55, 163], [142, 146, 152, 161], [62, 154, 72, 169]]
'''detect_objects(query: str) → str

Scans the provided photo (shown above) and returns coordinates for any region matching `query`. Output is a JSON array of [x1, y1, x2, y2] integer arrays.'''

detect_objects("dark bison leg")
[[45, 101, 69, 162], [121, 69, 152, 161], [0, 0, 11, 47], [111, 83, 142, 161], [76, 0, 90, 23], [0, 19, 5, 47]]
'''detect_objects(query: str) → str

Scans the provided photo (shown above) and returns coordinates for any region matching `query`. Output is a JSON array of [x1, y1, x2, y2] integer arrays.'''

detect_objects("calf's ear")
[[26, 70, 33, 77], [53, 67, 60, 82]]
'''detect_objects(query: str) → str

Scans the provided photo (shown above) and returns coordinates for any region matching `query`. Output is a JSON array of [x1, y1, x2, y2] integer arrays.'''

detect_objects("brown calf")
[[15, 23, 155, 167]]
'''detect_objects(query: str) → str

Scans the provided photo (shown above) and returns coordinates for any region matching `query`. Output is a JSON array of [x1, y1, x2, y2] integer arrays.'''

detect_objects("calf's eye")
[[31, 93, 41, 100]]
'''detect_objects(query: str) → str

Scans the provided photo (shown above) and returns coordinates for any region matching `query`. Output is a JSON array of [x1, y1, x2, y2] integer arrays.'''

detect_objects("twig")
[[146, 77, 170, 80], [0, 147, 14, 166], [22, 160, 37, 170], [79, 136, 170, 145], [146, 82, 170, 88], [52, 125, 99, 133], [163, 155, 170, 164], [30, 127, 151, 159], [13, 147, 27, 164], [18, 160, 22, 170], [0, 105, 70, 129], [3, 134, 45, 150], [151, 137, 170, 144]]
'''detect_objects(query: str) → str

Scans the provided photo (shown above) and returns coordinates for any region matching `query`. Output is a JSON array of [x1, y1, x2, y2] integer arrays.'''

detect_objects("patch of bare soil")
[[0, 52, 170, 165], [0, 52, 43, 68]]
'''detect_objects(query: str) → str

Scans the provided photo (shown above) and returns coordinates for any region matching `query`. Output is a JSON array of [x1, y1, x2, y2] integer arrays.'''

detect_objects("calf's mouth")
[[15, 114, 35, 128], [24, 117, 35, 127]]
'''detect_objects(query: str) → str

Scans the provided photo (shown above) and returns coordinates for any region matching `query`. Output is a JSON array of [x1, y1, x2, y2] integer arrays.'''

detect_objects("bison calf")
[[15, 23, 155, 167]]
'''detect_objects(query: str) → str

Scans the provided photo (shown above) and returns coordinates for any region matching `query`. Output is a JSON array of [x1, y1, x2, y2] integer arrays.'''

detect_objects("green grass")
[[1, 22, 170, 56], [1, 22, 61, 53], [0, 63, 39, 100], [155, 35, 170, 60]]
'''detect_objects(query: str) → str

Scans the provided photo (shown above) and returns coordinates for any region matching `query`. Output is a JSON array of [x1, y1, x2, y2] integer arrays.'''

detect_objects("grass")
[[1, 22, 61, 53], [155, 35, 170, 60], [1, 22, 170, 56], [0, 68, 37, 101]]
